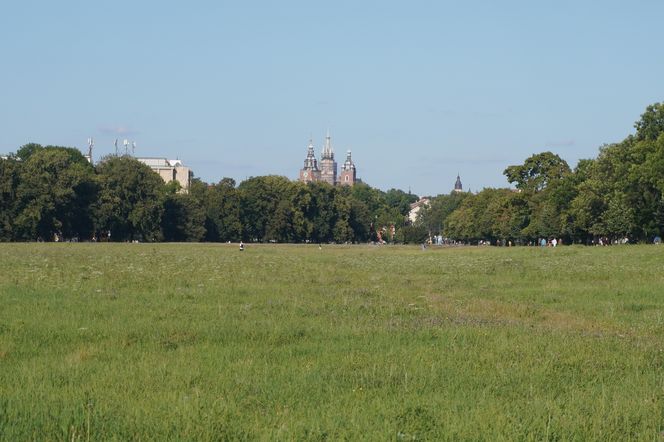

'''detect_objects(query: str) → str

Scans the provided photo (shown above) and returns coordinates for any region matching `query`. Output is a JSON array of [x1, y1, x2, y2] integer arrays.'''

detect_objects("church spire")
[[303, 138, 319, 170], [322, 129, 334, 160], [342, 150, 355, 171], [454, 174, 463, 192]]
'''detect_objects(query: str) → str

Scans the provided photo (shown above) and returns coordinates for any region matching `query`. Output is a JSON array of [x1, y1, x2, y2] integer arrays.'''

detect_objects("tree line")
[[416, 103, 664, 244], [2, 103, 663, 244], [0, 144, 418, 242]]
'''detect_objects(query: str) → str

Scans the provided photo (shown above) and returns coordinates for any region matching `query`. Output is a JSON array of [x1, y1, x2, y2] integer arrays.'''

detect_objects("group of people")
[[593, 237, 630, 246], [539, 238, 561, 247]]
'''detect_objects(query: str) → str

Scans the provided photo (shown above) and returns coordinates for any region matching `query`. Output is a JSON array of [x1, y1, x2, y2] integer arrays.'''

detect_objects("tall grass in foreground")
[[1, 243, 664, 440]]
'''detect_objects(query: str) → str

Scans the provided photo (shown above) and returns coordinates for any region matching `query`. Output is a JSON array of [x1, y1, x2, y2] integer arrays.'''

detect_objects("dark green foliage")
[[2, 102, 664, 243], [94, 156, 165, 242], [399, 224, 429, 244], [0, 158, 21, 241], [634, 102, 664, 141], [199, 178, 242, 242], [416, 191, 470, 236], [0, 147, 412, 243], [238, 175, 295, 242], [161, 193, 206, 241], [504, 151, 571, 192], [384, 188, 419, 216], [14, 146, 97, 240], [14, 142, 44, 161]]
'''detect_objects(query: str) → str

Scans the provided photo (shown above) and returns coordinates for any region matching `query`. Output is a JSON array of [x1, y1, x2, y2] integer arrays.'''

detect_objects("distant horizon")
[[1, 2, 662, 196], [0, 125, 637, 197]]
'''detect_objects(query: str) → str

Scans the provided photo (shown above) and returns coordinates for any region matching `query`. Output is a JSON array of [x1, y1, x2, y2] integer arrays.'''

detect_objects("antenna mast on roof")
[[87, 137, 94, 164]]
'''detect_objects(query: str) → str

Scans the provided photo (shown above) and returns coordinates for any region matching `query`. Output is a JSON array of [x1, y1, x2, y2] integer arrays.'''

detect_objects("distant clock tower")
[[299, 139, 321, 183], [339, 150, 356, 186]]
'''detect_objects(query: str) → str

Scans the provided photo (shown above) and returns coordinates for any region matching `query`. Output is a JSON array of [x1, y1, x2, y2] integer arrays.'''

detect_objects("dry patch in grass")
[[65, 345, 98, 365], [423, 293, 621, 337]]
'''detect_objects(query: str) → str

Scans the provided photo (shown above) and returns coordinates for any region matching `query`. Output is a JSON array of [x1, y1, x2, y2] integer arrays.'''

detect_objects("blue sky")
[[1, 1, 662, 195]]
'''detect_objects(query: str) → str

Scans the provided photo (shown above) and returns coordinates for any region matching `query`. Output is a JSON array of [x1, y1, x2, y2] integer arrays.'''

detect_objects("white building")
[[408, 197, 430, 224], [136, 157, 193, 192]]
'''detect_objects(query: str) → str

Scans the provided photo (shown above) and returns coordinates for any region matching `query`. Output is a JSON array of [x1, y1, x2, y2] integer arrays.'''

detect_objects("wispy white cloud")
[[98, 125, 138, 136]]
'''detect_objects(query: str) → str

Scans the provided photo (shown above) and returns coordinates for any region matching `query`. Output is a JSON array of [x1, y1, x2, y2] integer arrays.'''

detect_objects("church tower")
[[319, 130, 337, 185], [339, 150, 356, 186], [299, 139, 321, 183], [454, 174, 463, 192]]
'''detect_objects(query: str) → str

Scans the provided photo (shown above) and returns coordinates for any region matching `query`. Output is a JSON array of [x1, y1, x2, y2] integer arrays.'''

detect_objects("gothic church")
[[299, 132, 357, 186]]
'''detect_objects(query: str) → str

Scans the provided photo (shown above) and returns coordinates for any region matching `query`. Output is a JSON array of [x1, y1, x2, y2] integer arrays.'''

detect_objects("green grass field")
[[1, 243, 664, 440]]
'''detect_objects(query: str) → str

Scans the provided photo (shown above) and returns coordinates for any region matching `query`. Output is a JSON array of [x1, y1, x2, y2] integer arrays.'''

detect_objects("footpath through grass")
[[1, 243, 664, 440]]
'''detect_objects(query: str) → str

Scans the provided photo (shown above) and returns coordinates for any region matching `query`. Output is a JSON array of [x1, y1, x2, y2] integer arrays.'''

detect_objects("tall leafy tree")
[[384, 188, 418, 216], [238, 175, 294, 242], [417, 191, 470, 236], [14, 146, 97, 240], [504, 152, 570, 192], [200, 178, 242, 242], [0, 158, 21, 241], [14, 143, 44, 161], [634, 102, 664, 142], [162, 193, 206, 242], [94, 156, 165, 241]]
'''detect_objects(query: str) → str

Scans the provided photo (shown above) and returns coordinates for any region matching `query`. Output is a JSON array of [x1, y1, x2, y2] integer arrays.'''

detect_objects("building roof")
[[136, 157, 185, 168], [454, 174, 463, 191]]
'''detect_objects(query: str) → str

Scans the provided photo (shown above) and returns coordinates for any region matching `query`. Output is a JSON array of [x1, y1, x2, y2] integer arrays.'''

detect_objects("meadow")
[[1, 243, 664, 440]]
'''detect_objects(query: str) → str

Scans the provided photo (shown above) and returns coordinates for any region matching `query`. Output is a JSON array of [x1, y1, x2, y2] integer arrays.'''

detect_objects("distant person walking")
[[239, 241, 244, 252]]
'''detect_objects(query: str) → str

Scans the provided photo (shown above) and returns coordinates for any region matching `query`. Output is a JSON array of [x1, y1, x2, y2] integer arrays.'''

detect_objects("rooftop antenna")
[[123, 139, 129, 156], [87, 137, 94, 164], [114, 138, 118, 156]]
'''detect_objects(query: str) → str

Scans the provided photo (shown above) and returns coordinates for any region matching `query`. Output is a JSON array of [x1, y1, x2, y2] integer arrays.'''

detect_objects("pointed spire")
[[303, 138, 319, 170], [322, 130, 334, 160], [454, 174, 463, 192], [342, 150, 355, 171]]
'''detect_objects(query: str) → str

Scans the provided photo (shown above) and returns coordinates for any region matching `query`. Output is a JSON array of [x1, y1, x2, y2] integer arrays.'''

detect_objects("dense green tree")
[[634, 102, 664, 142], [332, 191, 353, 243], [305, 182, 337, 242], [417, 192, 470, 236], [14, 147, 97, 240], [289, 182, 314, 241], [445, 188, 526, 242], [238, 175, 294, 242], [94, 156, 165, 241], [14, 143, 44, 161], [602, 191, 636, 238], [398, 224, 428, 244], [348, 198, 371, 242], [201, 178, 242, 242], [504, 151, 571, 192], [384, 188, 418, 216], [350, 182, 387, 214], [0, 158, 21, 241], [162, 193, 206, 241]]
